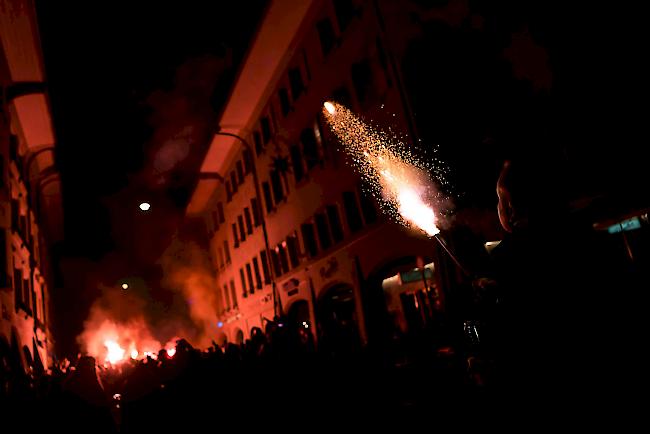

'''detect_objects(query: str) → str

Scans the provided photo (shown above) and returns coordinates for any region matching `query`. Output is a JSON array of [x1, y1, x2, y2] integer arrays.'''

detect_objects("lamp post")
[[213, 130, 281, 319]]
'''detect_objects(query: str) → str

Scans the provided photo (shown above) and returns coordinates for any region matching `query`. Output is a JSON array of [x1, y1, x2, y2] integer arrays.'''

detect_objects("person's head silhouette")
[[496, 156, 566, 233]]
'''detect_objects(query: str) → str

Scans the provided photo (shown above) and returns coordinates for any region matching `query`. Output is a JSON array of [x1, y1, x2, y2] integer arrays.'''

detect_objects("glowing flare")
[[82, 316, 175, 367], [139, 202, 151, 211], [121, 283, 129, 290], [397, 189, 440, 236], [323, 101, 336, 114], [167, 348, 176, 357], [104, 340, 125, 364], [322, 101, 446, 237]]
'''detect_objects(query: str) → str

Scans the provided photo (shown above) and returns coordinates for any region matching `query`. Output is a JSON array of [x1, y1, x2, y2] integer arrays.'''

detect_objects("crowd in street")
[[1, 318, 488, 432], [1, 158, 644, 431]]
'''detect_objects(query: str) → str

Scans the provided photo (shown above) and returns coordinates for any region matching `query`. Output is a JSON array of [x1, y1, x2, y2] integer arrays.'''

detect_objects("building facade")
[[0, 0, 63, 372], [187, 0, 449, 348]]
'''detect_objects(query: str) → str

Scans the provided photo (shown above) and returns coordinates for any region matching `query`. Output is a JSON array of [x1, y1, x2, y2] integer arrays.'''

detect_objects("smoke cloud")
[[142, 53, 231, 188], [75, 55, 229, 359], [77, 231, 220, 360], [159, 237, 220, 349]]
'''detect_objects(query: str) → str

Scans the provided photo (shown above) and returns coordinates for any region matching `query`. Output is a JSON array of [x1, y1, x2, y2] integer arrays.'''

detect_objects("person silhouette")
[[472, 156, 574, 393], [61, 356, 115, 432]]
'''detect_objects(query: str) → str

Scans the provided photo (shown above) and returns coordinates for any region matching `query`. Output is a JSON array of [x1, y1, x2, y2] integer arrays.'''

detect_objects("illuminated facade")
[[187, 0, 446, 347], [0, 0, 63, 372]]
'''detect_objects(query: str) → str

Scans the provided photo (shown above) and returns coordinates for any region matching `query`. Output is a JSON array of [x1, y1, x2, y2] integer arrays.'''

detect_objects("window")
[[262, 182, 274, 213], [13, 267, 23, 310], [246, 263, 255, 295], [251, 198, 261, 226], [230, 280, 238, 307], [279, 88, 291, 116], [236, 161, 244, 184], [278, 244, 290, 274], [28, 231, 34, 256], [0, 231, 7, 287], [244, 208, 253, 234], [238, 215, 246, 242], [19, 215, 27, 242], [301, 223, 319, 258], [217, 247, 224, 269], [270, 170, 284, 203], [359, 188, 378, 224], [315, 212, 332, 250], [252, 257, 263, 289], [254, 131, 264, 155], [261, 117, 272, 144], [352, 59, 372, 104], [240, 268, 247, 298], [31, 280, 38, 316], [288, 67, 304, 100], [313, 119, 324, 147], [232, 223, 239, 248], [286, 234, 300, 268], [326, 205, 345, 243], [41, 290, 47, 324], [243, 150, 252, 175], [317, 18, 336, 56], [217, 202, 225, 223], [9, 134, 19, 162], [290, 145, 305, 183], [315, 117, 331, 157], [11, 199, 19, 232], [301, 128, 320, 169], [331, 86, 352, 107], [270, 249, 282, 277], [343, 191, 363, 233], [260, 250, 271, 284], [230, 171, 238, 193], [302, 49, 311, 81], [224, 283, 231, 310], [226, 181, 232, 202], [37, 286, 44, 323], [334, 0, 355, 31], [23, 277, 31, 313], [26, 215, 31, 245], [223, 241, 231, 264]]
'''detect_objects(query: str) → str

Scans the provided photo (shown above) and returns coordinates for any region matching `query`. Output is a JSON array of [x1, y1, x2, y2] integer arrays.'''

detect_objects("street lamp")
[[139, 202, 151, 212], [121, 283, 129, 290], [213, 130, 281, 319]]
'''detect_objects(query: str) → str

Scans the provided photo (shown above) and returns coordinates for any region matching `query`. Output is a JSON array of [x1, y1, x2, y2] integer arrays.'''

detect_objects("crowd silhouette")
[[2, 158, 643, 431], [2, 313, 500, 432]]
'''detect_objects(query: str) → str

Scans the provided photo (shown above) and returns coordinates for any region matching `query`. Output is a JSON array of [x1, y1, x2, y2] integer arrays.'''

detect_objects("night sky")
[[34, 0, 267, 356], [398, 1, 647, 211], [30, 0, 646, 357]]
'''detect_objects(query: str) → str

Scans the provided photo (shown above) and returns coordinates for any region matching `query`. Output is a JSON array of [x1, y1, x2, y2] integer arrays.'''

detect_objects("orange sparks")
[[322, 101, 445, 237]]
